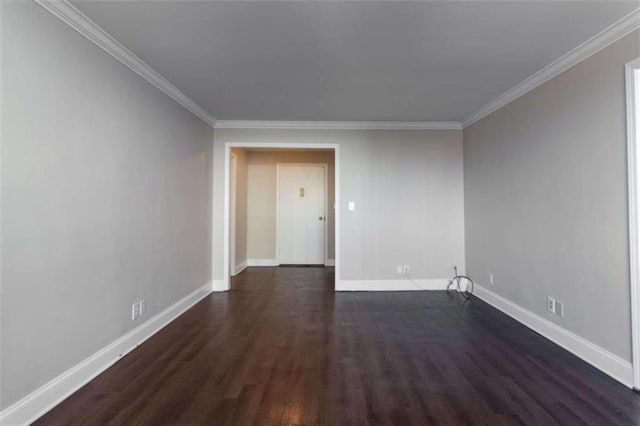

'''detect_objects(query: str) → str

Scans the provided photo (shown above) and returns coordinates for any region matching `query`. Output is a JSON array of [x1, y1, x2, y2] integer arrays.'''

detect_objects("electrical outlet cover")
[[547, 297, 556, 314], [555, 301, 564, 317]]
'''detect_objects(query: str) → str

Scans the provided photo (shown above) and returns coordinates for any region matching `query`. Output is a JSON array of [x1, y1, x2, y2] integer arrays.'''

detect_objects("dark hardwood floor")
[[36, 267, 640, 425]]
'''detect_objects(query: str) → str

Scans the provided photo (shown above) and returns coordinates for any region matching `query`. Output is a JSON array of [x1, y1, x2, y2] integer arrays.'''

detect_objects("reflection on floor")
[[36, 267, 640, 425]]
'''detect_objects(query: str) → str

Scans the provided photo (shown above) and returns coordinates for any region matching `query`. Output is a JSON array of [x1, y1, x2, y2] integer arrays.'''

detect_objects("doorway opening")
[[223, 143, 339, 291], [625, 57, 640, 390]]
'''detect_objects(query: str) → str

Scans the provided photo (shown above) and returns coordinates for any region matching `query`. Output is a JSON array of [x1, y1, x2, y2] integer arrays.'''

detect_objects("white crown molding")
[[215, 120, 462, 130], [34, 0, 217, 128], [37, 0, 639, 132], [462, 7, 640, 128]]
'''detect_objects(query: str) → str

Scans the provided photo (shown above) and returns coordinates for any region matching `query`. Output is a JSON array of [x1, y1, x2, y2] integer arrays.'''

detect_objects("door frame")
[[625, 57, 640, 390], [223, 142, 340, 291], [229, 152, 237, 276], [275, 163, 329, 265]]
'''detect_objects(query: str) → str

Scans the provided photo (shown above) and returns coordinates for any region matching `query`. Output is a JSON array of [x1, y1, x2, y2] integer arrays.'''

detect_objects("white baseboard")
[[473, 284, 633, 388], [0, 282, 213, 426], [246, 259, 336, 267], [336, 278, 449, 291], [212, 280, 228, 292], [232, 260, 247, 276], [247, 258, 278, 267]]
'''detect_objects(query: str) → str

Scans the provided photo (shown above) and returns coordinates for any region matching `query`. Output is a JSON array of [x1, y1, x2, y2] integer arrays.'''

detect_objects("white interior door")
[[278, 164, 326, 265]]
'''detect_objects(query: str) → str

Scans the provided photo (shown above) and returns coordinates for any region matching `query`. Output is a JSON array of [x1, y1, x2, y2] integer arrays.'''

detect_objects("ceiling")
[[72, 1, 639, 122]]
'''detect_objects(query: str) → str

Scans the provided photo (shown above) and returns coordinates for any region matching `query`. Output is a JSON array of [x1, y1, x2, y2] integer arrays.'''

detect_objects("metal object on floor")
[[446, 265, 474, 300]]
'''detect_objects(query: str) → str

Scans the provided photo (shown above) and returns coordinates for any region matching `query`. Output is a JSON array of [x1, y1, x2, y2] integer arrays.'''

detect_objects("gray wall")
[[214, 128, 465, 281], [464, 30, 640, 361], [1, 1, 213, 409], [246, 150, 335, 261]]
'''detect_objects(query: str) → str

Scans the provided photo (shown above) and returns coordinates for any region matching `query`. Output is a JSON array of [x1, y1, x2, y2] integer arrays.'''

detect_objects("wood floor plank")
[[34, 266, 640, 425]]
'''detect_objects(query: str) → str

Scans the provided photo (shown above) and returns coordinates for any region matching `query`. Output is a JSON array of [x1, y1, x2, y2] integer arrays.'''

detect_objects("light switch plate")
[[348, 201, 355, 211]]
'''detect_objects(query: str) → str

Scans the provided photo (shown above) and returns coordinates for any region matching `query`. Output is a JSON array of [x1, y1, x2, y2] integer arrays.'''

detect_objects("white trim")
[[473, 284, 634, 388], [212, 280, 227, 292], [626, 57, 640, 390], [325, 259, 336, 267], [336, 279, 449, 291], [215, 120, 461, 130], [334, 145, 341, 290], [32, 0, 639, 132], [0, 282, 212, 426], [247, 258, 279, 267], [224, 142, 340, 290], [232, 260, 248, 276], [275, 163, 329, 265], [229, 152, 237, 277], [0, 11, 4, 415], [222, 145, 231, 292], [462, 7, 640, 128], [34, 0, 216, 127]]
